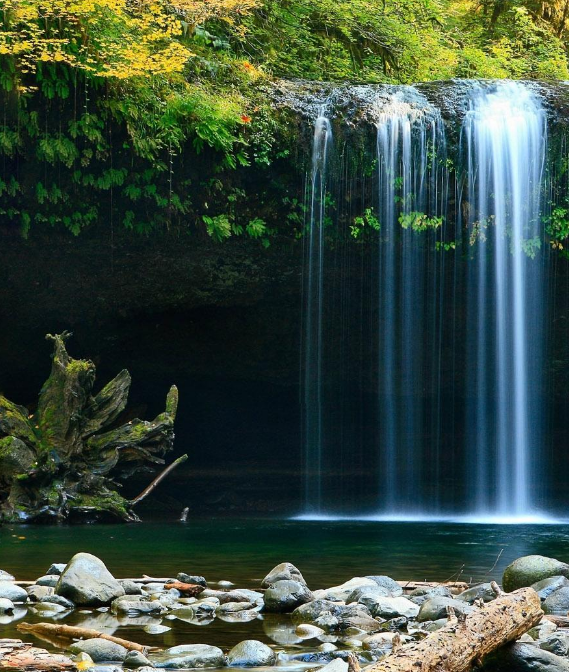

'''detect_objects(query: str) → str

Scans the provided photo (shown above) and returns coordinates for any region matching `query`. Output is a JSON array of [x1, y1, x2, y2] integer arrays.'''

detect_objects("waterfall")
[[298, 80, 551, 522], [376, 92, 447, 514], [303, 111, 332, 514], [464, 82, 547, 520]]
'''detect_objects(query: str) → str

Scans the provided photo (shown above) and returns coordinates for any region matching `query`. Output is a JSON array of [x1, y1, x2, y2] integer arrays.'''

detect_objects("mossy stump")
[[0, 332, 178, 523]]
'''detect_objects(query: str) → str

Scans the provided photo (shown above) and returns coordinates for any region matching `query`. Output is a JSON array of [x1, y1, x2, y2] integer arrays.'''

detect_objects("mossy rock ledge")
[[0, 332, 178, 523]]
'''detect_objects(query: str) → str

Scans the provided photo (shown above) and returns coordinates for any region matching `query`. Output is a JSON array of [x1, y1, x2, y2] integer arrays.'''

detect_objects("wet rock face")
[[226, 640, 276, 667], [263, 580, 313, 613], [56, 552, 125, 606]]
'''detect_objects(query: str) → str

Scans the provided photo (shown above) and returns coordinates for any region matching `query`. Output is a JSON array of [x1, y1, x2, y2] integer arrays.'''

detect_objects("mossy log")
[[0, 333, 178, 523], [363, 586, 542, 672]]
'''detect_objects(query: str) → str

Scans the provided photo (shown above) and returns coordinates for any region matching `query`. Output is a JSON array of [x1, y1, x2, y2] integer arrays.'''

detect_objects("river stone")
[[0, 571, 15, 581], [347, 585, 391, 605], [262, 563, 307, 587], [56, 553, 124, 606], [144, 624, 171, 635], [229, 589, 264, 606], [362, 633, 411, 651], [417, 597, 474, 622], [70, 638, 128, 663], [0, 598, 14, 613], [27, 585, 53, 601], [544, 586, 569, 614], [367, 596, 419, 619], [528, 620, 558, 641], [540, 633, 569, 657], [456, 583, 495, 604], [124, 651, 152, 669], [177, 574, 207, 587], [296, 623, 326, 639], [483, 642, 569, 671], [292, 599, 340, 625], [32, 601, 69, 614], [119, 581, 143, 596], [0, 582, 27, 603], [227, 640, 276, 667], [153, 644, 225, 669], [47, 564, 66, 576], [40, 594, 75, 609], [365, 576, 403, 597], [112, 599, 164, 615], [503, 556, 569, 592], [265, 580, 314, 613], [217, 601, 254, 614], [409, 586, 453, 606], [320, 578, 377, 602], [36, 575, 60, 587], [531, 576, 569, 601]]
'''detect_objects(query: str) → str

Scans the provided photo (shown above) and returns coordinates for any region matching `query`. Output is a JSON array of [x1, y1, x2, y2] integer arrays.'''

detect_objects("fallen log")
[[163, 581, 204, 596], [362, 584, 542, 672], [17, 624, 149, 654], [0, 638, 76, 671]]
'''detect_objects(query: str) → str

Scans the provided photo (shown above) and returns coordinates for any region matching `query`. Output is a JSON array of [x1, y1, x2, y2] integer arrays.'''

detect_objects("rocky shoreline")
[[1, 553, 569, 671]]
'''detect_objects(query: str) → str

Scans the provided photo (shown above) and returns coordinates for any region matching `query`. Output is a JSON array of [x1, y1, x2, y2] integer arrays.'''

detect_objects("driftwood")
[[0, 333, 179, 523], [131, 454, 188, 506], [18, 624, 148, 654], [397, 580, 469, 594], [0, 639, 76, 671], [363, 585, 542, 672], [163, 581, 204, 596]]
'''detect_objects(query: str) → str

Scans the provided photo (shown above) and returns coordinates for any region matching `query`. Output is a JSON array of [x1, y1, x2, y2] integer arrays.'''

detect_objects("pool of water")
[[1, 518, 569, 654]]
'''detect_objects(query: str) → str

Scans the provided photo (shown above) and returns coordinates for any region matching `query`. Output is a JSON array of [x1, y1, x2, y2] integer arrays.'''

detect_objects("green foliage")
[[350, 208, 380, 238], [399, 212, 443, 232]]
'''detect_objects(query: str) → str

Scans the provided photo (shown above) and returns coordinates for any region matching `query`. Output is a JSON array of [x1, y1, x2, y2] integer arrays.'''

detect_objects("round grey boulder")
[[540, 633, 569, 657], [409, 586, 452, 606], [0, 582, 27, 603], [39, 594, 75, 609], [119, 581, 143, 596], [264, 580, 313, 613], [365, 576, 403, 597], [544, 587, 569, 614], [417, 597, 474, 622], [70, 638, 128, 663], [46, 564, 66, 576], [531, 576, 569, 601], [153, 645, 225, 669], [227, 640, 276, 667], [262, 563, 307, 588], [36, 575, 60, 587], [502, 556, 569, 593], [56, 553, 124, 606]]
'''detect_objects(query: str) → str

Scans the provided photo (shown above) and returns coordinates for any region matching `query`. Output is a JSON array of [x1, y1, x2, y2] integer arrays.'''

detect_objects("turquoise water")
[[2, 519, 569, 585], [2, 519, 569, 653]]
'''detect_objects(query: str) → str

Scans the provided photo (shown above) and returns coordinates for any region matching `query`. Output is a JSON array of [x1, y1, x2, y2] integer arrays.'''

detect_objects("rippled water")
[[1, 519, 568, 652]]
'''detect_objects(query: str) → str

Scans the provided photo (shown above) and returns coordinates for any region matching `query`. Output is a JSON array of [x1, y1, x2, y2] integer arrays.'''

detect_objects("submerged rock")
[[227, 641, 276, 667], [56, 553, 124, 606], [262, 563, 307, 587], [502, 556, 569, 592], [265, 580, 313, 613]]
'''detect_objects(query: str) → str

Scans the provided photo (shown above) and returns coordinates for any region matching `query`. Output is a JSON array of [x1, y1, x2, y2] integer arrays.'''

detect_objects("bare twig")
[[130, 454, 188, 506]]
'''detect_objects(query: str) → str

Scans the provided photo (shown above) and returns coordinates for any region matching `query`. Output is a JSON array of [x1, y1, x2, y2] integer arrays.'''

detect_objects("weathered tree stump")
[[363, 586, 542, 672], [0, 333, 178, 523]]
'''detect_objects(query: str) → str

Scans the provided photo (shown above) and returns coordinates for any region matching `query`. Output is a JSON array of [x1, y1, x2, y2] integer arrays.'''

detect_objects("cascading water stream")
[[299, 81, 551, 522], [464, 82, 547, 520], [303, 111, 332, 514]]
